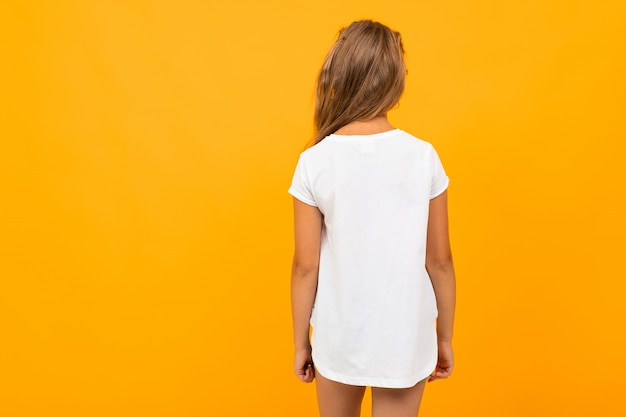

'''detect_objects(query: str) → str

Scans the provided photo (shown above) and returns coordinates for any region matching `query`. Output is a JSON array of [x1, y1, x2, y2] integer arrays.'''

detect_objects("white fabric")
[[288, 128, 449, 388]]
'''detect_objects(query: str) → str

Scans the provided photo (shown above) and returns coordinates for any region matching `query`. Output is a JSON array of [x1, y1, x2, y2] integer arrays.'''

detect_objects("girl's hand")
[[428, 341, 454, 382], [294, 347, 315, 383]]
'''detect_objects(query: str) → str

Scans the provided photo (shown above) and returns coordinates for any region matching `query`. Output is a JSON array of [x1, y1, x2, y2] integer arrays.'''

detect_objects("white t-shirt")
[[288, 128, 449, 388]]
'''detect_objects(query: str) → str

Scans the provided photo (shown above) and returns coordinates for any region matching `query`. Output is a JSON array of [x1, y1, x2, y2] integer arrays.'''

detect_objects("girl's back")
[[289, 128, 448, 387]]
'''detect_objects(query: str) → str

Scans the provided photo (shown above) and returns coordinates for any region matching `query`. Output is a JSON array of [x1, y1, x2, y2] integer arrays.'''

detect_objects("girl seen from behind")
[[289, 20, 456, 417]]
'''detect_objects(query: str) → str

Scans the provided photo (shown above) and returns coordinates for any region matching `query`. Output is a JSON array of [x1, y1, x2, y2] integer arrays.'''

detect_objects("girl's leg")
[[371, 378, 427, 417], [315, 369, 366, 417]]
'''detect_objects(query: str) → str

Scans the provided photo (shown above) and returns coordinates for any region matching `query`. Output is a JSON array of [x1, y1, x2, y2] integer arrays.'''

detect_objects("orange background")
[[1, 1, 625, 416]]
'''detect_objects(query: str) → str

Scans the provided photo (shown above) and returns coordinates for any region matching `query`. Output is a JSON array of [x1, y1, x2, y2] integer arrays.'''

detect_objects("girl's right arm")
[[425, 190, 456, 382]]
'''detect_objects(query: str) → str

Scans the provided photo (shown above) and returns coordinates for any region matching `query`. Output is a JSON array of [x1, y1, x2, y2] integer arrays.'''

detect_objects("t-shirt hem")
[[314, 359, 437, 389]]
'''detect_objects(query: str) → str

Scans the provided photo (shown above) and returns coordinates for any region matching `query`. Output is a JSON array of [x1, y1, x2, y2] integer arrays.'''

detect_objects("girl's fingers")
[[428, 365, 453, 382], [296, 361, 315, 383], [306, 363, 315, 382]]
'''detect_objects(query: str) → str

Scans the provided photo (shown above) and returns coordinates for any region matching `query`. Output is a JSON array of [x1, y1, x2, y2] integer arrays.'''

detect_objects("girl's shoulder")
[[298, 129, 436, 162]]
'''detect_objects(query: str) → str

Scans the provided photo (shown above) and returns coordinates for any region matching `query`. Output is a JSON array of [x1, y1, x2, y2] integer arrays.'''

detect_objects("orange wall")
[[1, 1, 625, 416]]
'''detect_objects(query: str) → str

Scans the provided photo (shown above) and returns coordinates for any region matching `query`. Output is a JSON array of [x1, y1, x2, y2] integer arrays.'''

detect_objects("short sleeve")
[[429, 144, 449, 199], [288, 154, 318, 206]]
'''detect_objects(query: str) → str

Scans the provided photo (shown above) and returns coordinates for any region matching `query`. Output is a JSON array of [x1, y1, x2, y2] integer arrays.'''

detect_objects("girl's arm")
[[425, 190, 456, 381], [291, 198, 322, 383]]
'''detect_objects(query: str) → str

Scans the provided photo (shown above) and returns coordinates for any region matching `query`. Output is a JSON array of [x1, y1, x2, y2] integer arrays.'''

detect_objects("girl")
[[289, 20, 456, 417]]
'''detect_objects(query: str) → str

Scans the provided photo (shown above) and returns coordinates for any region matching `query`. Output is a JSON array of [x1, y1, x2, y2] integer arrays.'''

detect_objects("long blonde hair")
[[313, 20, 406, 145]]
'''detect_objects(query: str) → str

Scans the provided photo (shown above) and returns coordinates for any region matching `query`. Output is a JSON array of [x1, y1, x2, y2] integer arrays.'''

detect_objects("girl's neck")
[[333, 115, 395, 136]]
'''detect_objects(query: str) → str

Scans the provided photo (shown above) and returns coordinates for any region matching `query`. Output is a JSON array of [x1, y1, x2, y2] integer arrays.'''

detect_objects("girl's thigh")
[[315, 369, 366, 417], [371, 378, 427, 417]]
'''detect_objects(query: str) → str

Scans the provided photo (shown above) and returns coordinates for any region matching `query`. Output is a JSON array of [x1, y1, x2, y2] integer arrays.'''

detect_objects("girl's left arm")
[[291, 198, 322, 383]]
